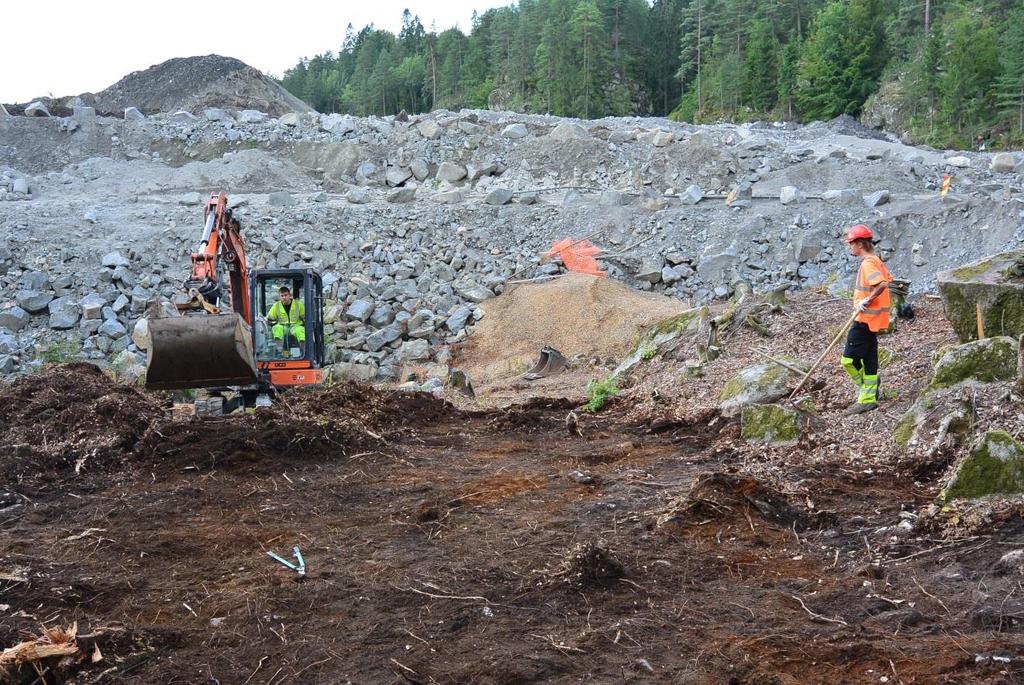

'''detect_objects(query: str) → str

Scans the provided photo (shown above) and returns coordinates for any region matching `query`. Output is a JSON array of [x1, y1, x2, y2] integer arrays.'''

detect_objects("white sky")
[[1, 0, 515, 103]]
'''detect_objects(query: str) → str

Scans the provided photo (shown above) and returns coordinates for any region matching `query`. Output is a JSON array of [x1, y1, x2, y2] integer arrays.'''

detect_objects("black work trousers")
[[843, 321, 879, 376]]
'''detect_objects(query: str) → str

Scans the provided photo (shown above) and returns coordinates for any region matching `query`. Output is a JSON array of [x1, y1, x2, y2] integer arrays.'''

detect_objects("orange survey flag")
[[544, 238, 606, 276]]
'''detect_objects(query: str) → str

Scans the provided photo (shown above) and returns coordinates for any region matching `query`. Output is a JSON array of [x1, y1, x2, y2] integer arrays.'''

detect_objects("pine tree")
[[744, 19, 778, 112], [995, 1, 1024, 132], [795, 0, 887, 120], [776, 39, 800, 119], [939, 10, 1000, 135], [570, 0, 609, 117]]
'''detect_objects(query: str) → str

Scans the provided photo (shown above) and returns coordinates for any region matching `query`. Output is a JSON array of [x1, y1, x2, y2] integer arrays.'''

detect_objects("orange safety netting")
[[544, 238, 606, 276]]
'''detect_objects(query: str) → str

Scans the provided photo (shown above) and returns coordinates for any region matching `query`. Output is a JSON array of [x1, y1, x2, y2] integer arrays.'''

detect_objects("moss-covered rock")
[[937, 251, 1024, 342], [741, 404, 801, 445], [930, 336, 1019, 390], [892, 382, 976, 452], [943, 431, 1024, 501], [719, 362, 806, 417]]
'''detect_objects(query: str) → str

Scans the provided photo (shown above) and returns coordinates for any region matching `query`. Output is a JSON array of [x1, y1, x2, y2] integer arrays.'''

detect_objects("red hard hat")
[[845, 224, 874, 243]]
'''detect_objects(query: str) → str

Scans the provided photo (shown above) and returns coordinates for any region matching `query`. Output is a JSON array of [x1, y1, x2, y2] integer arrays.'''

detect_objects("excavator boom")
[[144, 193, 259, 390]]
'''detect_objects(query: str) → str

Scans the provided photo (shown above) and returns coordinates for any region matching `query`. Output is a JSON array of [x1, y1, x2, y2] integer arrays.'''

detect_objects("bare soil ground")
[[2, 297, 1023, 684]]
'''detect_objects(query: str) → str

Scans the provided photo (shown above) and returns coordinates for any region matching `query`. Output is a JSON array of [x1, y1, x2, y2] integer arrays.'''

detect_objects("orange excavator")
[[144, 192, 325, 412]]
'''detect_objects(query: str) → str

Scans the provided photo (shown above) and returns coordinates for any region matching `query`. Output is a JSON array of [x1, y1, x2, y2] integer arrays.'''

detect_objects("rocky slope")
[[6, 55, 310, 118], [0, 103, 1021, 382]]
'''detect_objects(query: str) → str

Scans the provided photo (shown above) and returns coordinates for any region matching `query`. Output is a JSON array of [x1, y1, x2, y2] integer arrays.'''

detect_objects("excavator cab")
[[251, 269, 325, 390]]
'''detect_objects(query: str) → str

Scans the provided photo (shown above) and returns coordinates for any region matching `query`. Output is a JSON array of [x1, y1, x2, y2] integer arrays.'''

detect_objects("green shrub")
[[582, 376, 618, 413]]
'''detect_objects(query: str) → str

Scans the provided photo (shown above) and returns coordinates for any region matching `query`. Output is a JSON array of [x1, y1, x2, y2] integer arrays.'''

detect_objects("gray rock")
[[417, 119, 442, 140], [171, 110, 198, 123], [99, 319, 127, 339], [0, 306, 29, 332], [48, 296, 80, 330], [386, 166, 413, 187], [409, 158, 429, 181], [80, 293, 107, 320], [237, 109, 268, 124], [203, 108, 230, 122], [346, 187, 371, 204], [25, 101, 50, 117], [124, 107, 145, 120], [73, 106, 96, 120], [946, 156, 971, 168], [268, 191, 295, 207], [636, 257, 665, 284], [346, 299, 374, 323], [661, 266, 682, 285], [822, 188, 862, 205], [446, 306, 473, 333], [437, 161, 468, 183], [370, 305, 395, 328], [502, 123, 529, 139], [864, 190, 890, 207], [600, 190, 631, 207], [320, 113, 355, 134], [637, 130, 673, 147], [312, 191, 328, 202], [12, 178, 29, 195], [991, 153, 1017, 173], [0, 356, 14, 374], [16, 290, 54, 313], [365, 328, 393, 352], [679, 184, 704, 205], [456, 282, 494, 303], [719, 362, 806, 417], [467, 161, 498, 181], [330, 362, 377, 382], [485, 188, 514, 206], [436, 190, 466, 204], [549, 122, 589, 140], [279, 112, 302, 127], [21, 271, 51, 291], [780, 186, 804, 205], [697, 252, 739, 283], [102, 251, 130, 268], [387, 187, 417, 203], [398, 339, 431, 363], [519, 192, 538, 205], [0, 333, 16, 355], [355, 161, 379, 185]]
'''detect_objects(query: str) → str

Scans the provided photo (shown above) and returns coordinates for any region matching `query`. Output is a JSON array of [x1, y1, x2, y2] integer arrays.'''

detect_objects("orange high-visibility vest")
[[854, 254, 892, 332]]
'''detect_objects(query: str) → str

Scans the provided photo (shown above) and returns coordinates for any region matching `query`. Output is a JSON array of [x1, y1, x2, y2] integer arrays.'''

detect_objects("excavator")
[[144, 192, 325, 413]]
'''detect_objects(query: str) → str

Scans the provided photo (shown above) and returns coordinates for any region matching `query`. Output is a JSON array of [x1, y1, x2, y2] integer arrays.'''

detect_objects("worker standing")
[[841, 225, 892, 414]]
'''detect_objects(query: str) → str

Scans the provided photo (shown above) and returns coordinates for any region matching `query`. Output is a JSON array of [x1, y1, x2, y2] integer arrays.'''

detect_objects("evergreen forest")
[[280, 0, 1024, 148]]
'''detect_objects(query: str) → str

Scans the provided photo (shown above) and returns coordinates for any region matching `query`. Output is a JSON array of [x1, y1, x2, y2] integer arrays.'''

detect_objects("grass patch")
[[39, 340, 82, 365]]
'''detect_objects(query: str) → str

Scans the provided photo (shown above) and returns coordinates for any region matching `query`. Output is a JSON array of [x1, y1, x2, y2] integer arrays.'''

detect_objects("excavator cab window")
[[254, 276, 307, 361]]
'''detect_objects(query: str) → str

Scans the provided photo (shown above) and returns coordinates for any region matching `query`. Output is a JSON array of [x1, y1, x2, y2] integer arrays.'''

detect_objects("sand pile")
[[458, 273, 690, 383]]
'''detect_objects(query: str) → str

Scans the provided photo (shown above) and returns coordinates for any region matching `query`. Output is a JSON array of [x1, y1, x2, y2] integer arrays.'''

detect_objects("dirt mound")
[[457, 273, 690, 383], [79, 55, 311, 116], [135, 383, 454, 472], [0, 363, 163, 483]]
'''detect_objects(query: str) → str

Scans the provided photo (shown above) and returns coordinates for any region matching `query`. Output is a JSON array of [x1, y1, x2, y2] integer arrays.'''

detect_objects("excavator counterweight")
[[145, 313, 258, 390]]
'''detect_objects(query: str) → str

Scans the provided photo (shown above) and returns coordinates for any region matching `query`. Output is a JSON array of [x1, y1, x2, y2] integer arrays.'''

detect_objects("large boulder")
[[0, 306, 30, 332], [16, 290, 54, 314], [436, 162, 468, 183], [48, 296, 80, 330], [893, 381, 976, 452], [937, 251, 1024, 342], [741, 404, 802, 445], [548, 122, 589, 140], [943, 431, 1024, 501], [930, 336, 1018, 389], [718, 362, 806, 417]]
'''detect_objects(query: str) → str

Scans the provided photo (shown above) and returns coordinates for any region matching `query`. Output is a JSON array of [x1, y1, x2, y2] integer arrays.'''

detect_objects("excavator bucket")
[[145, 313, 258, 390], [522, 346, 568, 381]]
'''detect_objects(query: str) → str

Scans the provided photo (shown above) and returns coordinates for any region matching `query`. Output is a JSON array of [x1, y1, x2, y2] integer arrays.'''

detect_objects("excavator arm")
[[145, 192, 259, 390]]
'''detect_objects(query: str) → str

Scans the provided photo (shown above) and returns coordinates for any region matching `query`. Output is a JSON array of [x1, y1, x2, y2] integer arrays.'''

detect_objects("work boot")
[[847, 401, 878, 414]]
